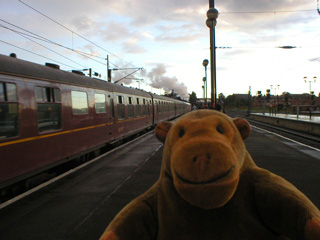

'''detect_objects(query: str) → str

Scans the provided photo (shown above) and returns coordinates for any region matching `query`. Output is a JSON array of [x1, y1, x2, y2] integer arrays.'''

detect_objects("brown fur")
[[100, 110, 320, 240]]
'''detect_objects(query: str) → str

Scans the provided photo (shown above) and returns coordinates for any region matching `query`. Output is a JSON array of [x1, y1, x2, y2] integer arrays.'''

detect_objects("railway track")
[[245, 118, 320, 150]]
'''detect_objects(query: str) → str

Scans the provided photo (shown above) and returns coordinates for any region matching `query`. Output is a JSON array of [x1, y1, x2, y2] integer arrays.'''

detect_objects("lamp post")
[[202, 59, 209, 107], [270, 85, 280, 115], [206, 1, 219, 109], [202, 77, 207, 106], [304, 76, 317, 93], [202, 86, 205, 107], [304, 76, 317, 104]]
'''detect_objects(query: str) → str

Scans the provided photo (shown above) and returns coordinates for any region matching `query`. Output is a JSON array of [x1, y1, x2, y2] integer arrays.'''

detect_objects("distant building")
[[251, 93, 320, 112]]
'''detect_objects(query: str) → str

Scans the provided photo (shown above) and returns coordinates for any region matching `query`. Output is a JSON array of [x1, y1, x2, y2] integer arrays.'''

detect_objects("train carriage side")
[[150, 94, 191, 124], [174, 98, 191, 117], [0, 54, 152, 192], [111, 85, 153, 142]]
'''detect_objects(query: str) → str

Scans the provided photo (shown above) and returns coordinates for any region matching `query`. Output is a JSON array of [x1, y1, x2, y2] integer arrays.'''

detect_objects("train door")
[[108, 92, 115, 120], [151, 95, 155, 125], [116, 95, 125, 120], [0, 81, 19, 139]]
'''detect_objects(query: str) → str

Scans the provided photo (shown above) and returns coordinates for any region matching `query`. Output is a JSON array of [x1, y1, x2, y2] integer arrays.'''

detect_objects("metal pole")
[[213, 26, 217, 109], [209, 26, 214, 108], [209, 25, 217, 109], [209, 0, 217, 109], [209, 0, 214, 8], [205, 66, 208, 106], [202, 86, 205, 98], [106, 55, 111, 82], [309, 81, 311, 93]]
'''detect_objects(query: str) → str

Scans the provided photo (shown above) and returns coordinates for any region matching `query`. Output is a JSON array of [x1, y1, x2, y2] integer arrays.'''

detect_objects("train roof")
[[0, 54, 150, 97], [150, 93, 189, 104]]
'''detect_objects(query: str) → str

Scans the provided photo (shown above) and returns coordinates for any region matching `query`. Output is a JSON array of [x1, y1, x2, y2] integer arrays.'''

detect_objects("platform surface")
[[0, 127, 319, 240]]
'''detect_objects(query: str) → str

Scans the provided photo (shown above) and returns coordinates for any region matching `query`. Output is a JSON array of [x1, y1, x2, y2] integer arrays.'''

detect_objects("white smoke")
[[147, 63, 188, 98], [112, 62, 138, 85], [112, 62, 188, 98]]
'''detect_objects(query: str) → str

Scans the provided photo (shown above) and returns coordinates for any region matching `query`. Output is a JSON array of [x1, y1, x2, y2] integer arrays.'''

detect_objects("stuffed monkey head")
[[155, 110, 251, 210]]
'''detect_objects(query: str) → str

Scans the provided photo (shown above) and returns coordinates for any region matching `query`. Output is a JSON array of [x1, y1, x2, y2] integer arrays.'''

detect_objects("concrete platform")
[[249, 113, 320, 136], [0, 127, 319, 240]]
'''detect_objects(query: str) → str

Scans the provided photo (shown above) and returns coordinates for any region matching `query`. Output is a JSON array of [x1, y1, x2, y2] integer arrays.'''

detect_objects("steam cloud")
[[112, 62, 188, 99], [112, 62, 138, 85], [147, 63, 188, 98]]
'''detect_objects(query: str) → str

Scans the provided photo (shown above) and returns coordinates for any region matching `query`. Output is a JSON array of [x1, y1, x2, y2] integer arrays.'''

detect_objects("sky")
[[0, 0, 319, 100]]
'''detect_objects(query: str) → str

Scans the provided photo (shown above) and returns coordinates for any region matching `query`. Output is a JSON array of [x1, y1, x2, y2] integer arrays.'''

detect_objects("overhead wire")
[[0, 40, 77, 69], [220, 9, 315, 14], [0, 19, 112, 67], [18, 0, 136, 69], [217, 4, 320, 79], [0, 23, 87, 69]]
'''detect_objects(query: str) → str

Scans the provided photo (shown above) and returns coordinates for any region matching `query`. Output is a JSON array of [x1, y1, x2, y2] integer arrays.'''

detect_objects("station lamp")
[[205, 4, 219, 109]]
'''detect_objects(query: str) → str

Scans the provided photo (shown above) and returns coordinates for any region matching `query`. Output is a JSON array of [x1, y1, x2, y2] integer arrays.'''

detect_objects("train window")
[[110, 98, 115, 118], [36, 87, 43, 101], [95, 93, 106, 113], [0, 103, 19, 139], [0, 83, 4, 101], [36, 87, 62, 132], [0, 82, 19, 139], [36, 87, 60, 103], [136, 97, 141, 117], [117, 95, 125, 119], [118, 96, 123, 104], [6, 83, 17, 101], [37, 103, 61, 132], [43, 88, 52, 102], [153, 100, 156, 114], [128, 97, 134, 118], [0, 82, 17, 102], [142, 99, 147, 116], [72, 91, 88, 114], [0, 83, 5, 102]]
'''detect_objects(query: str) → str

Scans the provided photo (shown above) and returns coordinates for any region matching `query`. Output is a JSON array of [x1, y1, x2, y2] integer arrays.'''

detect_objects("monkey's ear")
[[233, 118, 251, 140], [155, 121, 173, 143]]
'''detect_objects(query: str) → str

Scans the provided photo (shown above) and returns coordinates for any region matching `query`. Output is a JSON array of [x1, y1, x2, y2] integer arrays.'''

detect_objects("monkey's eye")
[[178, 128, 185, 138], [216, 125, 224, 134]]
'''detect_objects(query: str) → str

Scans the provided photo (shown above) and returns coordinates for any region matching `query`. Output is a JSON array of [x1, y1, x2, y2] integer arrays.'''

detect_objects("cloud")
[[122, 39, 147, 54], [112, 61, 140, 85], [71, 15, 95, 32], [17, 0, 314, 52], [155, 23, 205, 43], [309, 56, 320, 63], [99, 21, 130, 41], [81, 44, 101, 58], [217, 0, 316, 33], [105, 0, 207, 26]]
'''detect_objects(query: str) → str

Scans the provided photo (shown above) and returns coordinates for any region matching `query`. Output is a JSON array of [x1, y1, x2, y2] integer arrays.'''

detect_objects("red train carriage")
[[151, 94, 191, 124], [0, 54, 190, 195]]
